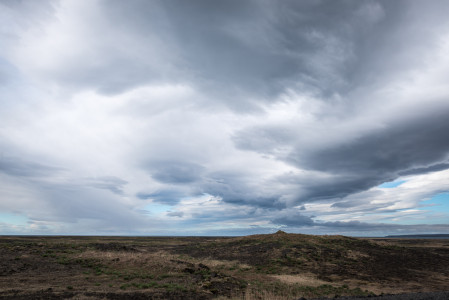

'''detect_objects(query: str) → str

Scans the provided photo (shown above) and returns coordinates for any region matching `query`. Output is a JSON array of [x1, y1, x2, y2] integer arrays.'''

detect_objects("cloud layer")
[[1, 0, 449, 235]]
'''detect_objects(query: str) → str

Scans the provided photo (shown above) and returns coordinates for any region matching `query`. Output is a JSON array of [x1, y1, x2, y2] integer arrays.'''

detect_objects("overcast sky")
[[1, 0, 449, 236]]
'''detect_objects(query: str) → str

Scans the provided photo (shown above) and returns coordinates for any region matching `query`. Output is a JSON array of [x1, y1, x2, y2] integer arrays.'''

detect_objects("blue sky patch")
[[378, 180, 407, 188], [0, 213, 29, 226], [144, 203, 173, 214], [422, 193, 449, 214]]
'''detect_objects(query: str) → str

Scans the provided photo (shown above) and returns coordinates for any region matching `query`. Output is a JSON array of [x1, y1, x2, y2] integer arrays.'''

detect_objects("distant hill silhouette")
[[385, 234, 449, 239]]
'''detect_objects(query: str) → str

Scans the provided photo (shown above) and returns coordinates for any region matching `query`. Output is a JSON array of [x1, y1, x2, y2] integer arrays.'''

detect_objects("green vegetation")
[[0, 234, 448, 299]]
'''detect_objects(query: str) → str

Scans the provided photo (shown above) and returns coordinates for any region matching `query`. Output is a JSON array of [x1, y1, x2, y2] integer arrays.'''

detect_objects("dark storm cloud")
[[23, 0, 445, 112], [399, 163, 449, 176], [234, 102, 449, 205], [296, 112, 449, 174], [147, 161, 204, 184], [18, 0, 396, 109], [142, 159, 290, 208], [292, 110, 449, 201], [158, 0, 392, 107], [201, 171, 287, 208], [272, 210, 315, 227], [297, 174, 387, 203]]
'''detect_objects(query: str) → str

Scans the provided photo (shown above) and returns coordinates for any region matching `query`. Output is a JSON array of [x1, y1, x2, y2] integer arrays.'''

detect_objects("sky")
[[1, 0, 449, 236]]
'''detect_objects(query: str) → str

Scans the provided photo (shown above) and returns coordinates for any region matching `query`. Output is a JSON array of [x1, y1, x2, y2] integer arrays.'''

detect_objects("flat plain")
[[1, 231, 449, 299]]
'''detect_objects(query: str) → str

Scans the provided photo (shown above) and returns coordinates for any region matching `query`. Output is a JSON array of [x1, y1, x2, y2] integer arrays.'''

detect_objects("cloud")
[[167, 211, 184, 218], [0, 156, 61, 178], [272, 210, 315, 227], [137, 190, 188, 205], [288, 110, 449, 201], [3, 0, 393, 108], [399, 163, 449, 176], [1, 0, 449, 235], [4, 0, 178, 95], [147, 161, 204, 184], [85, 176, 128, 195]]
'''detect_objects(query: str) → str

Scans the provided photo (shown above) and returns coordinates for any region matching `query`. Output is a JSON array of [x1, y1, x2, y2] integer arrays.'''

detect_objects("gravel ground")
[[308, 291, 449, 300]]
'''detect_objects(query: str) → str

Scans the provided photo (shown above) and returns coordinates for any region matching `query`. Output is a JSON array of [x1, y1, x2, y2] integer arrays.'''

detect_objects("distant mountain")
[[385, 234, 449, 239]]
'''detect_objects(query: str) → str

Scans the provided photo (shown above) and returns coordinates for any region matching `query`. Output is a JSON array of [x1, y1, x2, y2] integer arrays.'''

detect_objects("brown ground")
[[0, 232, 448, 299]]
